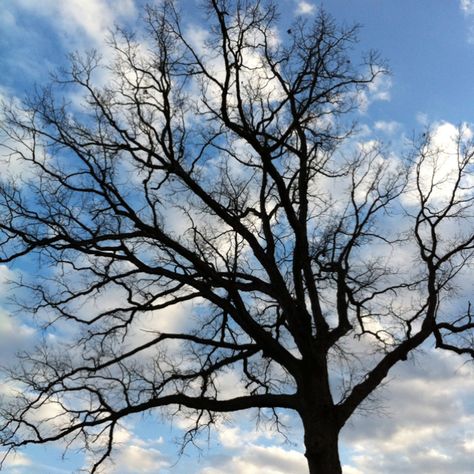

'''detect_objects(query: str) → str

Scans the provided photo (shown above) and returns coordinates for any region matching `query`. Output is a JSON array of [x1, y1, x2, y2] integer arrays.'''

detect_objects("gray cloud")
[[341, 349, 474, 473]]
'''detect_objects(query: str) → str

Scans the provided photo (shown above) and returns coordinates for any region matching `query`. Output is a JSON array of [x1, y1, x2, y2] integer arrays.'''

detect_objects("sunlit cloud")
[[459, 0, 474, 43], [199, 444, 307, 474], [296, 1, 316, 15], [13, 0, 136, 46], [341, 350, 474, 473], [460, 0, 474, 15], [374, 120, 401, 135], [356, 68, 392, 113]]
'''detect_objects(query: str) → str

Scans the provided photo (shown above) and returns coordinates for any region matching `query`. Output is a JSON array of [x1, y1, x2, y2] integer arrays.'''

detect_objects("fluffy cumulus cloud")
[[0, 449, 73, 474], [373, 120, 400, 134], [403, 120, 474, 207], [341, 350, 474, 474], [0, 451, 32, 469], [165, 348, 474, 474], [1, 0, 137, 91], [109, 439, 170, 473], [0, 267, 35, 360], [12, 0, 136, 46], [0, 0, 140, 109], [459, 0, 474, 42], [296, 1, 316, 15], [460, 0, 474, 15], [356, 68, 392, 113], [194, 418, 307, 474], [199, 444, 307, 474], [167, 341, 474, 474], [416, 112, 429, 125], [0, 88, 53, 183]]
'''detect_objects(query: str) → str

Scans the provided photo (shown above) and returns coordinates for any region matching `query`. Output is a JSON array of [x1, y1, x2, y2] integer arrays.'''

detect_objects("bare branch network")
[[0, 1, 473, 473]]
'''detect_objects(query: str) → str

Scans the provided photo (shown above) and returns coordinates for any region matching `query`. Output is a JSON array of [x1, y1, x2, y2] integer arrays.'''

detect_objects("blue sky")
[[324, 0, 474, 127], [1, 1, 474, 473]]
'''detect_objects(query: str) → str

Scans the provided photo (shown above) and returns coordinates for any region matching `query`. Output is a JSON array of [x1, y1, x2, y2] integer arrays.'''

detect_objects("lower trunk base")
[[304, 428, 342, 474], [306, 452, 342, 474]]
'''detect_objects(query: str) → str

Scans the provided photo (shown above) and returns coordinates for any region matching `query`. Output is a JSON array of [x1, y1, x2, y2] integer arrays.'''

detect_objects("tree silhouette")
[[0, 1, 473, 473]]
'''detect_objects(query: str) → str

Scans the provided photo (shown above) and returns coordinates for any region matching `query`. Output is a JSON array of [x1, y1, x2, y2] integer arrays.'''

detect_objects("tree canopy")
[[0, 1, 473, 473]]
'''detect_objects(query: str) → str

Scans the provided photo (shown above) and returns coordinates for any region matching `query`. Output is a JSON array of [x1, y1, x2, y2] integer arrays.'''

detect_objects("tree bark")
[[299, 353, 343, 474], [303, 422, 342, 474]]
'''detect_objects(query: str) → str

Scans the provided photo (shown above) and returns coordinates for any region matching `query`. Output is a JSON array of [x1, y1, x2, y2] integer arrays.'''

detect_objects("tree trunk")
[[303, 422, 342, 474], [299, 353, 343, 474]]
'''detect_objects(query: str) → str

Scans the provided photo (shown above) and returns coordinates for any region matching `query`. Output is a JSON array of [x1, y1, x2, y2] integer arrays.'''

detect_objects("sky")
[[1, 1, 474, 473]]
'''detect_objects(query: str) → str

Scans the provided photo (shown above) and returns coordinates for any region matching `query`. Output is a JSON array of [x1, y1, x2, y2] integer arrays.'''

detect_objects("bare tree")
[[0, 1, 473, 473]]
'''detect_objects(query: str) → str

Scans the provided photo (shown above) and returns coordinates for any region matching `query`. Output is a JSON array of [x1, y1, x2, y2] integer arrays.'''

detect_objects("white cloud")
[[357, 69, 392, 113], [368, 72, 392, 102], [169, 412, 307, 474], [460, 0, 474, 15], [0, 264, 16, 296], [402, 121, 474, 207], [110, 443, 169, 473], [463, 437, 474, 452], [0, 453, 72, 474], [217, 425, 260, 449], [14, 0, 136, 46], [343, 466, 365, 474], [77, 423, 169, 474], [199, 444, 307, 474], [459, 1, 474, 43], [0, 89, 48, 183], [0, 310, 35, 359], [296, 1, 316, 15], [416, 111, 429, 125], [374, 120, 400, 134], [0, 451, 32, 468], [342, 350, 474, 474]]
